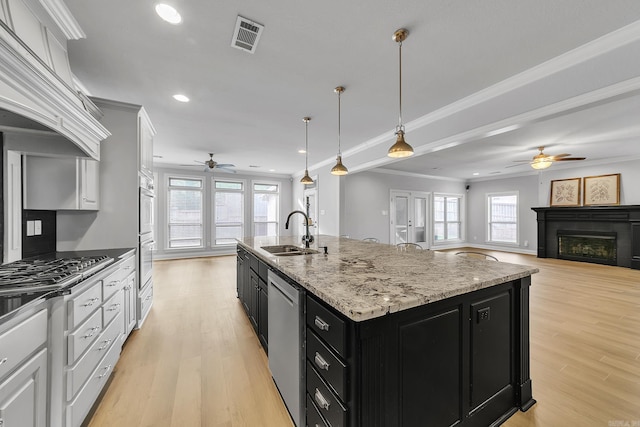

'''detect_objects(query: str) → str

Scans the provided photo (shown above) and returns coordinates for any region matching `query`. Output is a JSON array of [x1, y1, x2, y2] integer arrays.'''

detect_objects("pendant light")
[[388, 28, 414, 158], [331, 86, 349, 175], [300, 117, 314, 185]]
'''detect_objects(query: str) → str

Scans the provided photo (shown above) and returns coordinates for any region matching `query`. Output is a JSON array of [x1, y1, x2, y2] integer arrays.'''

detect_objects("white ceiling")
[[64, 0, 640, 181]]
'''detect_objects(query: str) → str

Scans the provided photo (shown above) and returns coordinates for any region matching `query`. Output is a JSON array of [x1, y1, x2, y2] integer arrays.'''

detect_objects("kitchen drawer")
[[307, 393, 330, 427], [249, 252, 259, 273], [66, 311, 123, 400], [307, 295, 347, 357], [102, 259, 132, 300], [0, 309, 47, 380], [258, 259, 268, 281], [307, 330, 348, 402], [102, 289, 124, 327], [139, 281, 153, 323], [67, 282, 103, 330], [68, 309, 103, 365], [307, 361, 348, 427], [67, 335, 120, 427]]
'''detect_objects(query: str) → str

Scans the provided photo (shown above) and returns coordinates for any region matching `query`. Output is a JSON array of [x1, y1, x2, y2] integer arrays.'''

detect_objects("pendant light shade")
[[301, 117, 314, 185], [331, 86, 349, 176], [388, 28, 414, 158]]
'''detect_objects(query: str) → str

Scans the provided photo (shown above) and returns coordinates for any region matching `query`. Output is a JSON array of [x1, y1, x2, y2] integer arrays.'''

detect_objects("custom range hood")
[[0, 0, 110, 159]]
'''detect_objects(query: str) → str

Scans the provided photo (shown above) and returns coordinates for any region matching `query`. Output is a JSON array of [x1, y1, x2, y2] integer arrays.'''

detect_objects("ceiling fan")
[[510, 146, 586, 170], [182, 153, 236, 173]]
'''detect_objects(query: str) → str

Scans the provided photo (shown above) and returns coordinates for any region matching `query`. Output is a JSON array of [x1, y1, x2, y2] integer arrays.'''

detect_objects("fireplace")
[[557, 230, 617, 266], [532, 206, 640, 270]]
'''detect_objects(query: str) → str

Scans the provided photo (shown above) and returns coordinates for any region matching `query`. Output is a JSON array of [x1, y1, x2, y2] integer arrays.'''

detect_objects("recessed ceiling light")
[[172, 94, 189, 102], [472, 172, 480, 176], [269, 169, 276, 172], [298, 149, 306, 154], [155, 4, 182, 24]]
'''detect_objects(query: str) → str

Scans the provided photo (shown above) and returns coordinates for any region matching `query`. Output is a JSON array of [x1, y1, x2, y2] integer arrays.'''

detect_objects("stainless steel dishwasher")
[[268, 270, 304, 427]]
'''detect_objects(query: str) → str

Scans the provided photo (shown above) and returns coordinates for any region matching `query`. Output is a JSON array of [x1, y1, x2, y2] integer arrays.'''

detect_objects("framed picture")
[[550, 178, 581, 207], [583, 173, 620, 206]]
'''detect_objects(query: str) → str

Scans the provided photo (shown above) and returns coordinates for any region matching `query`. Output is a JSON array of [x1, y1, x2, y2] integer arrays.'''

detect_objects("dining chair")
[[454, 251, 499, 261], [396, 243, 423, 250], [362, 237, 380, 243]]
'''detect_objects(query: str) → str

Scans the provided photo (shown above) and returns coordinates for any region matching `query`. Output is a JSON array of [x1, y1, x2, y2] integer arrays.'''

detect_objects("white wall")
[[342, 170, 466, 244], [466, 158, 640, 253], [292, 167, 341, 237]]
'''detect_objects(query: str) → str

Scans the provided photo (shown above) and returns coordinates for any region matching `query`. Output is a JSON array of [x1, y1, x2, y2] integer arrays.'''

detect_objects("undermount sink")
[[261, 245, 319, 256]]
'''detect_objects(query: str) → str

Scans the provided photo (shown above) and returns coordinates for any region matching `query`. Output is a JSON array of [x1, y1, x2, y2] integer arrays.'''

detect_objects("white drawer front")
[[66, 311, 123, 400], [0, 309, 47, 380], [67, 283, 102, 330], [102, 256, 135, 301], [67, 310, 103, 365], [102, 290, 124, 328], [67, 337, 120, 427], [139, 282, 153, 325]]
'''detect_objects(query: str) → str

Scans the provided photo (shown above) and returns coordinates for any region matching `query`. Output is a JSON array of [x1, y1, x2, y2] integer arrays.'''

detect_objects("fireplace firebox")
[[557, 230, 617, 266]]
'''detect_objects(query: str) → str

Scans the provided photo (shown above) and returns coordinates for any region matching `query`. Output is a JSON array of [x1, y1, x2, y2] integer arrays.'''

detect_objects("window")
[[433, 195, 461, 241], [167, 177, 203, 248], [253, 182, 279, 237], [214, 179, 244, 245], [488, 192, 518, 244]]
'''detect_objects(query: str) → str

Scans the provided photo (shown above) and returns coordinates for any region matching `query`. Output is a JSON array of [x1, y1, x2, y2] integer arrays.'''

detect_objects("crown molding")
[[38, 0, 85, 40]]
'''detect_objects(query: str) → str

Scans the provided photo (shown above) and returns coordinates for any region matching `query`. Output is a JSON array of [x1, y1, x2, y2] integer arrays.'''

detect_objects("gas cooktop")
[[0, 255, 114, 295]]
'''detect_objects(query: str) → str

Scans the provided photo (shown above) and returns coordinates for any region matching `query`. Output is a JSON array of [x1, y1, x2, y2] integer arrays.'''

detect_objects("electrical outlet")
[[524, 240, 529, 247], [477, 307, 490, 323]]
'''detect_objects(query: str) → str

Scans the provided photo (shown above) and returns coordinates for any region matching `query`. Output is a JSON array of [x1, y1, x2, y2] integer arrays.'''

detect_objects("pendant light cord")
[[337, 90, 342, 155], [305, 119, 309, 169], [398, 40, 403, 131]]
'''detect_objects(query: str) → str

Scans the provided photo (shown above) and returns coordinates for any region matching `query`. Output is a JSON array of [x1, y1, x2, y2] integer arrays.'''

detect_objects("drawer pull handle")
[[314, 316, 330, 331], [314, 352, 330, 371], [83, 326, 100, 338], [145, 295, 152, 301], [98, 364, 112, 379], [107, 303, 121, 312], [314, 388, 330, 411], [107, 281, 119, 287], [83, 297, 100, 307], [124, 265, 132, 270], [98, 339, 112, 351], [0, 357, 7, 365]]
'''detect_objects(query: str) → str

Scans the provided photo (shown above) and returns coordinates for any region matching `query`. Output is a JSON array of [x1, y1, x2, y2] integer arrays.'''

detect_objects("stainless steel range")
[[0, 255, 113, 295]]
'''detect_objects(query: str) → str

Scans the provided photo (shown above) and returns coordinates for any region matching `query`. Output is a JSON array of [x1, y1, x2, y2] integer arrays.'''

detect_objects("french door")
[[390, 190, 429, 248]]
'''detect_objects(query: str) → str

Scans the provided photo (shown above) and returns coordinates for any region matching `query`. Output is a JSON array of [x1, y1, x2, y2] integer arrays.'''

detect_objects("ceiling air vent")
[[231, 16, 264, 54]]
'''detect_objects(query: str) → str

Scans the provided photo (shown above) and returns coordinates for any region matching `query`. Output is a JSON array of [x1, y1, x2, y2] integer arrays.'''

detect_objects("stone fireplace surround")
[[532, 206, 640, 270]]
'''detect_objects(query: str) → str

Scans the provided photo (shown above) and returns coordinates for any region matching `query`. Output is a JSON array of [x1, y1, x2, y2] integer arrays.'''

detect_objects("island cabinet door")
[[354, 280, 524, 427]]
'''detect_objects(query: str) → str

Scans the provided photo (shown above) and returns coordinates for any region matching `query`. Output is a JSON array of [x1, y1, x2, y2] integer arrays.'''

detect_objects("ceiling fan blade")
[[554, 157, 586, 161], [505, 163, 527, 169], [214, 163, 235, 168], [549, 153, 570, 159], [511, 160, 532, 163]]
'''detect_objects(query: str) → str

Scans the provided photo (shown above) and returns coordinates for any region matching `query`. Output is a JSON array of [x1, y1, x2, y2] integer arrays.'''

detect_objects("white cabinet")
[[139, 113, 154, 179], [0, 349, 48, 427], [0, 306, 48, 427], [123, 272, 137, 337], [24, 156, 99, 210]]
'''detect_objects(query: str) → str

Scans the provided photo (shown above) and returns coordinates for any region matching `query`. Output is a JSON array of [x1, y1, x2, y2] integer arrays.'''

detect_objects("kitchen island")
[[237, 236, 538, 427]]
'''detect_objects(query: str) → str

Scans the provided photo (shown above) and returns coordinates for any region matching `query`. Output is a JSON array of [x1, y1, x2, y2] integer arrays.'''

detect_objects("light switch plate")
[[27, 220, 35, 236], [34, 220, 42, 235]]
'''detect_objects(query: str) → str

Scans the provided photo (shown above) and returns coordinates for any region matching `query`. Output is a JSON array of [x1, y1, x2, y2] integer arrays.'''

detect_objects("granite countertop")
[[238, 235, 539, 322]]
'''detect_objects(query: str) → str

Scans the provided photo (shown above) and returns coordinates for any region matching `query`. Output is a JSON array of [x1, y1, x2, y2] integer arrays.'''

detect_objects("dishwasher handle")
[[269, 277, 296, 306]]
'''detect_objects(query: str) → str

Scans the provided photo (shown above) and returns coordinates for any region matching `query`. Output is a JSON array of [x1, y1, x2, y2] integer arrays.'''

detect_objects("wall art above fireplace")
[[583, 173, 620, 206]]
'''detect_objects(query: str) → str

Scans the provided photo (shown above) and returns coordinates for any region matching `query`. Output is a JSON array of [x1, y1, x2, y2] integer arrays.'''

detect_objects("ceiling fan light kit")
[[510, 146, 586, 170], [301, 117, 314, 185], [331, 86, 349, 176]]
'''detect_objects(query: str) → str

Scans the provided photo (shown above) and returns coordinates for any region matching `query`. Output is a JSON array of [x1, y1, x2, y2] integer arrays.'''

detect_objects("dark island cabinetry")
[[236, 246, 268, 351], [307, 278, 534, 427]]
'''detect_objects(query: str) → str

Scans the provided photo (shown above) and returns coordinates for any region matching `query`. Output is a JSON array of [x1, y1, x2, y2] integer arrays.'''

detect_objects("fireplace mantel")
[[531, 205, 640, 269]]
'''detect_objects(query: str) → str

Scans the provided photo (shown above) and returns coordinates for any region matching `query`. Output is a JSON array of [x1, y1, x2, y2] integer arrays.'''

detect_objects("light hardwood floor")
[[88, 252, 640, 427]]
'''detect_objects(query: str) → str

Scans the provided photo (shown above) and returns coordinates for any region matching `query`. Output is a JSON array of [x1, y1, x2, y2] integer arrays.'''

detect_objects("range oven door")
[[139, 234, 154, 289], [140, 187, 154, 236]]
